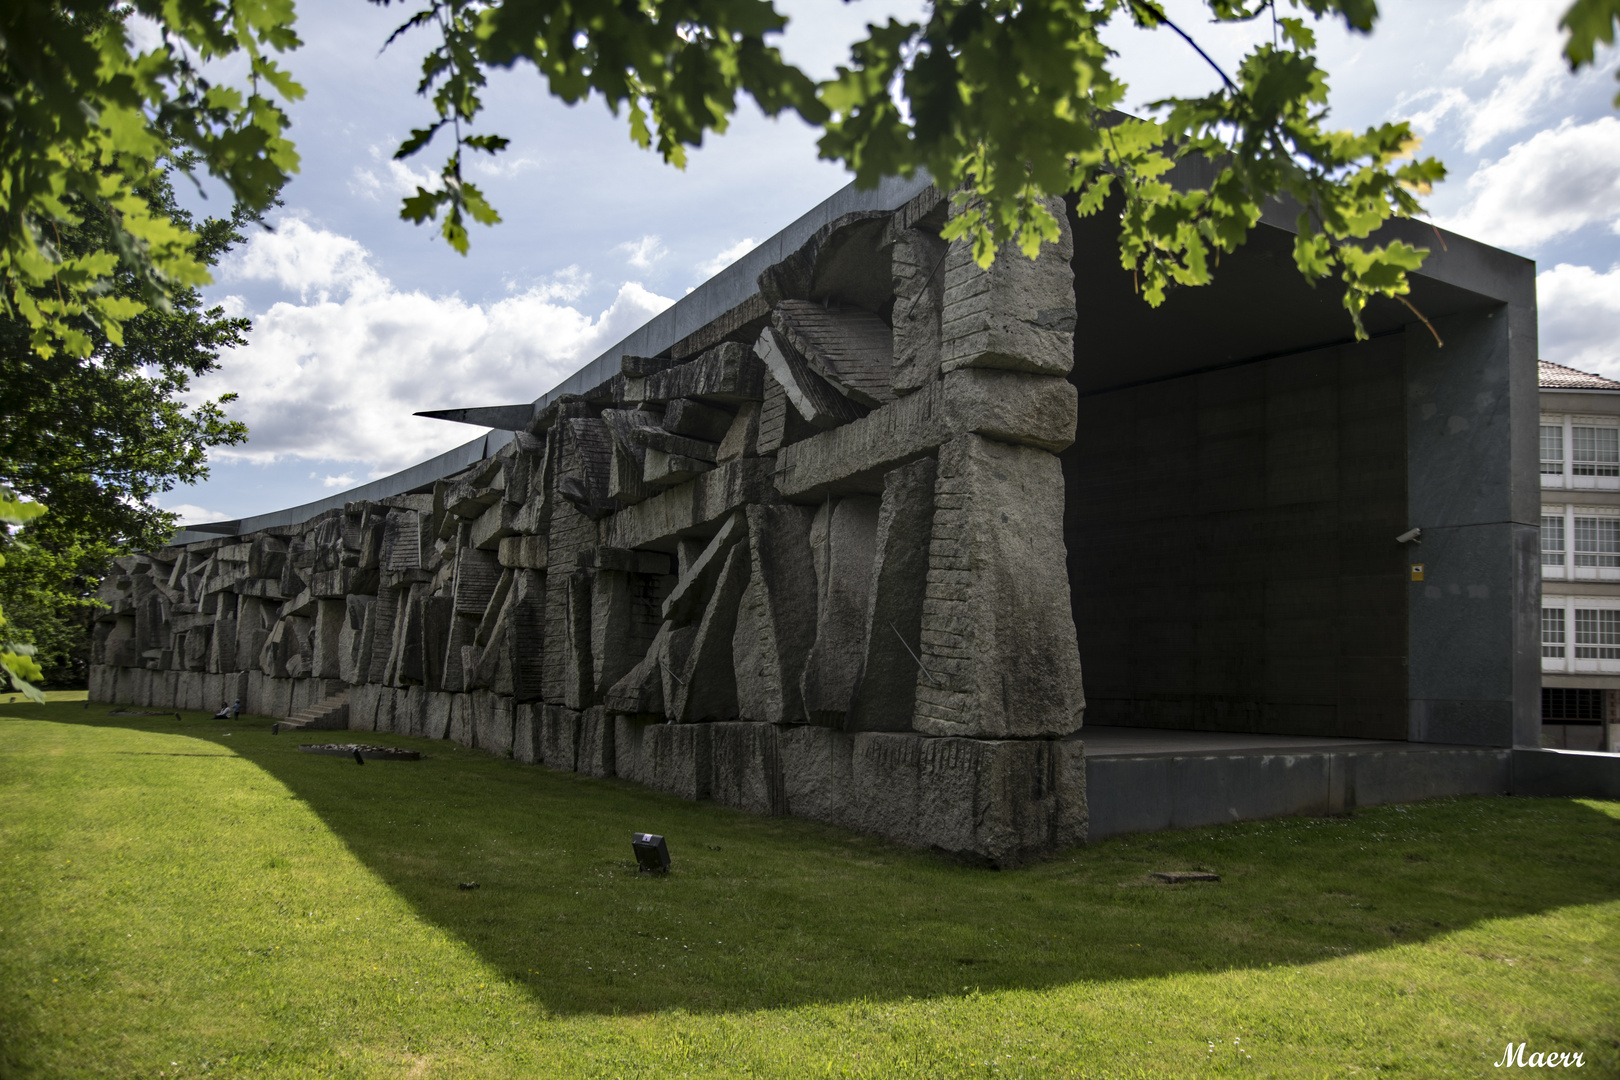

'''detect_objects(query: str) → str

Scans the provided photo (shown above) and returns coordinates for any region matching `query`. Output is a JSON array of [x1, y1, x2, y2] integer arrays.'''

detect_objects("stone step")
[[278, 690, 350, 732]]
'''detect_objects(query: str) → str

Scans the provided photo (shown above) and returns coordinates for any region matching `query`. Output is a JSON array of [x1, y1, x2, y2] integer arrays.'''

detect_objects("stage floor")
[[1080, 726, 1413, 758]]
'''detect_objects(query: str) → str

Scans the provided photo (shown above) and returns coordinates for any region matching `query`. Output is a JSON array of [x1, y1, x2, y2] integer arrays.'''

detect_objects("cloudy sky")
[[161, 0, 1620, 524]]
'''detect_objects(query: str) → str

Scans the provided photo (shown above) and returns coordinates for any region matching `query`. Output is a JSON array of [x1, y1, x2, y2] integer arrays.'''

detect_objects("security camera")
[[1396, 527, 1422, 545]]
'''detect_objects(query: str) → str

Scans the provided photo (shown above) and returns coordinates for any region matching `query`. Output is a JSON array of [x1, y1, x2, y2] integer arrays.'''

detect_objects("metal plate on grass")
[[298, 744, 421, 761]]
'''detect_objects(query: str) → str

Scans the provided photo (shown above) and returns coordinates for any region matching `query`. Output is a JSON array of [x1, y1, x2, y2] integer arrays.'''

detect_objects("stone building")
[[88, 171, 1551, 861], [1538, 360, 1620, 752]]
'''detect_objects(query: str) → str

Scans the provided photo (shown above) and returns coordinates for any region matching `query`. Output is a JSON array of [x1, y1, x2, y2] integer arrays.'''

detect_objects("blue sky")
[[158, 0, 1620, 524]]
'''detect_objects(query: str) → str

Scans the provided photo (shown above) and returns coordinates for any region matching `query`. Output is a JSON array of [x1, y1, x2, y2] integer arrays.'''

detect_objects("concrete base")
[[1511, 747, 1620, 798], [1083, 726, 1513, 841]]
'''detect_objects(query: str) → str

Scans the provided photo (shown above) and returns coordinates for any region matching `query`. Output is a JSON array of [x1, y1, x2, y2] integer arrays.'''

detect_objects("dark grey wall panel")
[[1064, 336, 1410, 738], [1404, 308, 1541, 747]]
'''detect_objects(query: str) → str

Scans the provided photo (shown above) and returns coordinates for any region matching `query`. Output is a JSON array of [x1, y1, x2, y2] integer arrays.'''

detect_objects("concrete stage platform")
[[1082, 727, 1620, 841], [1081, 727, 1512, 841]]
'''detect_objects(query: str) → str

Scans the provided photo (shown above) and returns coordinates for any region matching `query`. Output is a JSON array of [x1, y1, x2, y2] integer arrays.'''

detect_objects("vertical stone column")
[[914, 433, 1085, 738]]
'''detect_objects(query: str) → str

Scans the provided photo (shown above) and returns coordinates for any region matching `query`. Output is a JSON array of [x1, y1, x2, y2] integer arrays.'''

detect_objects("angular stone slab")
[[663, 398, 734, 443], [669, 541, 750, 722], [889, 225, 949, 396], [847, 457, 936, 732], [732, 504, 818, 725], [772, 300, 895, 408], [605, 458, 775, 552], [661, 510, 746, 622], [631, 341, 766, 405], [717, 401, 761, 462], [774, 370, 1077, 499], [799, 496, 880, 724], [497, 534, 548, 570], [423, 689, 453, 740], [753, 325, 865, 429]]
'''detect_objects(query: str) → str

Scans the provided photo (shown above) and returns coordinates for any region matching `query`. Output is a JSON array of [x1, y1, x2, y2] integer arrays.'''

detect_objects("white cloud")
[[616, 234, 667, 270], [350, 145, 441, 202], [1437, 118, 1620, 251], [123, 13, 166, 53], [222, 216, 381, 302], [195, 220, 675, 474], [314, 472, 356, 489], [1447, 0, 1569, 151], [1538, 262, 1620, 376], [470, 155, 542, 180], [696, 237, 760, 280], [1388, 0, 1615, 154], [161, 503, 230, 526]]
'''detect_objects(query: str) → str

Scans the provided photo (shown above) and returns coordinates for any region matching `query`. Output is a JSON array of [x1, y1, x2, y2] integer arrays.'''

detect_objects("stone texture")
[[847, 457, 937, 732], [633, 341, 765, 405], [475, 690, 515, 757], [914, 434, 1085, 739], [889, 225, 949, 395], [668, 541, 750, 722], [732, 505, 819, 725], [799, 496, 881, 724], [449, 692, 474, 747], [753, 325, 865, 429], [613, 714, 646, 784], [777, 723, 851, 825], [423, 690, 453, 740], [540, 705, 581, 770], [663, 397, 734, 443], [311, 599, 345, 679], [772, 300, 895, 408], [497, 534, 548, 570], [642, 722, 712, 800], [709, 722, 784, 815], [605, 458, 775, 551], [577, 705, 615, 777], [591, 567, 664, 700], [717, 401, 761, 462], [88, 184, 1103, 868], [940, 195, 1075, 376]]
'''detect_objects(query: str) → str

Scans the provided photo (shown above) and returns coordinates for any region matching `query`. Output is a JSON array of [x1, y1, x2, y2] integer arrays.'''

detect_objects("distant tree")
[[0, 160, 250, 690]]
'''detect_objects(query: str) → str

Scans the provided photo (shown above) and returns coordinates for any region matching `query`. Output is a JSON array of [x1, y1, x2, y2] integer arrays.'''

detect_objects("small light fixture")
[[632, 832, 670, 875]]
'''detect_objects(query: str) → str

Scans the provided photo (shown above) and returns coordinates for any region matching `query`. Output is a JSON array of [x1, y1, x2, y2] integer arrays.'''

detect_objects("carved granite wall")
[[88, 186, 1088, 866]]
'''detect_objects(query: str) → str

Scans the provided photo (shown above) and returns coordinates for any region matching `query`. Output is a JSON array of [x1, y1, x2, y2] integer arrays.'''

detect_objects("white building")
[[1540, 360, 1620, 751]]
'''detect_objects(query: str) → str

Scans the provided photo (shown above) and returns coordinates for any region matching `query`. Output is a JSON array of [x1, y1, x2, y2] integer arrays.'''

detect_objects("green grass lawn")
[[1, 702, 1616, 1079]]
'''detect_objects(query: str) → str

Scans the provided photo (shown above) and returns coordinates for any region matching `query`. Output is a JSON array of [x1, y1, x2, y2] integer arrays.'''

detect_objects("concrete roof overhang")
[[1069, 157, 1535, 397]]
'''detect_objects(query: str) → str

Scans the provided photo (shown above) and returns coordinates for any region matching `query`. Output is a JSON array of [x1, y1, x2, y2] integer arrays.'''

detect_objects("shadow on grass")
[[22, 703, 1620, 1017]]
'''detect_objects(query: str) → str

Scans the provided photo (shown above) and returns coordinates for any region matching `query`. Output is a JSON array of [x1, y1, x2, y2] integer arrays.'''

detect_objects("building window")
[[1542, 514, 1566, 566], [1572, 425, 1620, 476], [1541, 424, 1565, 475], [1541, 687, 1604, 722], [1574, 515, 1620, 566], [1575, 608, 1620, 659], [1542, 607, 1566, 658]]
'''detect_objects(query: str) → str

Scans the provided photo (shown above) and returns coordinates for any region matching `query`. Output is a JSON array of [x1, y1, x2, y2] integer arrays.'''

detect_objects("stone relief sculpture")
[[88, 186, 1088, 866]]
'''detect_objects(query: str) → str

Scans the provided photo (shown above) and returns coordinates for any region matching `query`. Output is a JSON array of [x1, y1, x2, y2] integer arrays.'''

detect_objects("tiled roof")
[[1540, 360, 1620, 390]]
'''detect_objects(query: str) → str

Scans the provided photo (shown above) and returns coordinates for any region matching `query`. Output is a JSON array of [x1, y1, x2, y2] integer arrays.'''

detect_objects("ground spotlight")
[[632, 832, 670, 875]]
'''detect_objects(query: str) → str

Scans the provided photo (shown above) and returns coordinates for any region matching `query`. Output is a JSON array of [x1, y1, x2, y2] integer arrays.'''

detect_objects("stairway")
[[276, 688, 350, 733]]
